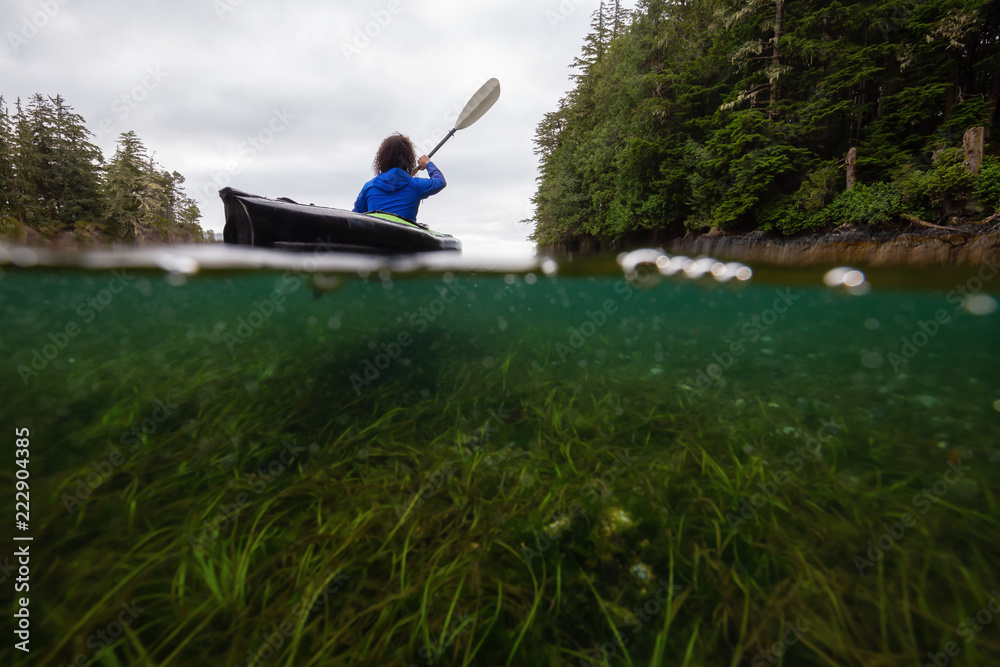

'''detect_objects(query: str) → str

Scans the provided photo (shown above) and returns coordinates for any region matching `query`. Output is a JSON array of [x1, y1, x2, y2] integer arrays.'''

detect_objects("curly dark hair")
[[373, 132, 417, 175]]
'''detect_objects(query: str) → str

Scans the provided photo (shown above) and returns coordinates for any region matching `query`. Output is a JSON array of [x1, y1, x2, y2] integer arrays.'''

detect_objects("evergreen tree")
[[102, 130, 148, 240], [530, 0, 999, 245], [0, 94, 205, 244], [0, 98, 13, 215]]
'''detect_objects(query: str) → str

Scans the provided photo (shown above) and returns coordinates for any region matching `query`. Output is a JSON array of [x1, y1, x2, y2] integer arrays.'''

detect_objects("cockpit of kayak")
[[220, 187, 462, 254]]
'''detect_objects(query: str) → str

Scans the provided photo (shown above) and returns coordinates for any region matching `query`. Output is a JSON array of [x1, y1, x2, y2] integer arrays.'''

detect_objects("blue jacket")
[[352, 163, 446, 221]]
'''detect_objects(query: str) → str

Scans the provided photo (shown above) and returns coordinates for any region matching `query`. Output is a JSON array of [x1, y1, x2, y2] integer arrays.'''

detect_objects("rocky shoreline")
[[666, 216, 1000, 267]]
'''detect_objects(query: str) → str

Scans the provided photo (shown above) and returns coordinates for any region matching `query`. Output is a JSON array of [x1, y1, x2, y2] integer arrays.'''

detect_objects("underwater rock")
[[599, 507, 634, 537], [631, 562, 653, 583], [545, 514, 573, 537]]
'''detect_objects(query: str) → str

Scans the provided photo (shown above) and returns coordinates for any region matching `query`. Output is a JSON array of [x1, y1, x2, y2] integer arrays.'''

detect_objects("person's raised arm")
[[416, 155, 446, 198]]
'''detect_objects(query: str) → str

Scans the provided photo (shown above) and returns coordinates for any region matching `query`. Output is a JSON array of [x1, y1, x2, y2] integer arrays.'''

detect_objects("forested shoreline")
[[531, 0, 1000, 252], [0, 94, 207, 245]]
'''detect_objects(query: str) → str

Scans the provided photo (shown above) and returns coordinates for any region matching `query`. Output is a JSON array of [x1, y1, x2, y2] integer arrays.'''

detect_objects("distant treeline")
[[531, 0, 1000, 250], [0, 94, 207, 244]]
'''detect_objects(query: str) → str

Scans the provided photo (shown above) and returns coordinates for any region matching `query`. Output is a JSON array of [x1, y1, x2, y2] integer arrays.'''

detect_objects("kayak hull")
[[219, 188, 461, 253]]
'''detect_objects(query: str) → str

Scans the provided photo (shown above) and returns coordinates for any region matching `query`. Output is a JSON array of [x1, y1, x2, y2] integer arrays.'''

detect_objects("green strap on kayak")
[[367, 211, 422, 228], [366, 211, 450, 237]]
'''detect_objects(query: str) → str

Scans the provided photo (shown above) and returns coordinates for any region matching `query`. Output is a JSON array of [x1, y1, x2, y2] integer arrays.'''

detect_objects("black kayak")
[[219, 187, 461, 253]]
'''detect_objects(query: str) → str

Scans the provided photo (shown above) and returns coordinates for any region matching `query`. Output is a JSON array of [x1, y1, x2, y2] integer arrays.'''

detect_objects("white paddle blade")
[[454, 78, 501, 130]]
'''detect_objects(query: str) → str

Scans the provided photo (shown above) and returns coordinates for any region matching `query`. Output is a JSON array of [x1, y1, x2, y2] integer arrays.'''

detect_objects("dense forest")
[[531, 0, 1000, 250], [0, 94, 207, 245]]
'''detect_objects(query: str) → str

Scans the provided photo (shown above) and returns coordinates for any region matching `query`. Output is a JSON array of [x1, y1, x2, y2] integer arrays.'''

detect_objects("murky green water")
[[2, 249, 999, 666]]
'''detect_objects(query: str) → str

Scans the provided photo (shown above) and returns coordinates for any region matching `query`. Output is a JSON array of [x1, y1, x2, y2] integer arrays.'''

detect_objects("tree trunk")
[[846, 147, 858, 190], [963, 127, 984, 174]]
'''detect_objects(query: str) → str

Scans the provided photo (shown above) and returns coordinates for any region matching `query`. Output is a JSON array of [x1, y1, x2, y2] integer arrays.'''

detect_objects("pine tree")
[[49, 95, 103, 231], [102, 131, 148, 240], [0, 93, 206, 244], [0, 97, 13, 215], [0, 97, 19, 240]]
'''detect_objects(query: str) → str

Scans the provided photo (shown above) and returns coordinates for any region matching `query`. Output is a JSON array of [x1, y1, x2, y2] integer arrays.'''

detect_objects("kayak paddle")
[[427, 78, 501, 159]]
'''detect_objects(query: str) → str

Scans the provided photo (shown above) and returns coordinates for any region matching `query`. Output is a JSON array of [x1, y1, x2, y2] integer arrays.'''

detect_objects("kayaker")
[[353, 132, 446, 221]]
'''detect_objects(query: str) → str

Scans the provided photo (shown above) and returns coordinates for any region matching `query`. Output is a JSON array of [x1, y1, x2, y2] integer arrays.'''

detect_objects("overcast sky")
[[2, 0, 634, 258]]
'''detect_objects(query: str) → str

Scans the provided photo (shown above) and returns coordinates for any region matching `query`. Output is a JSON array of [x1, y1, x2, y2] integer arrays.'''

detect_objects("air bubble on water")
[[156, 253, 200, 275], [964, 294, 997, 316], [541, 259, 558, 276], [864, 318, 880, 330], [525, 273, 538, 285], [11, 248, 39, 266], [843, 270, 865, 287], [824, 267, 850, 286], [619, 249, 665, 273], [657, 256, 683, 276]]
